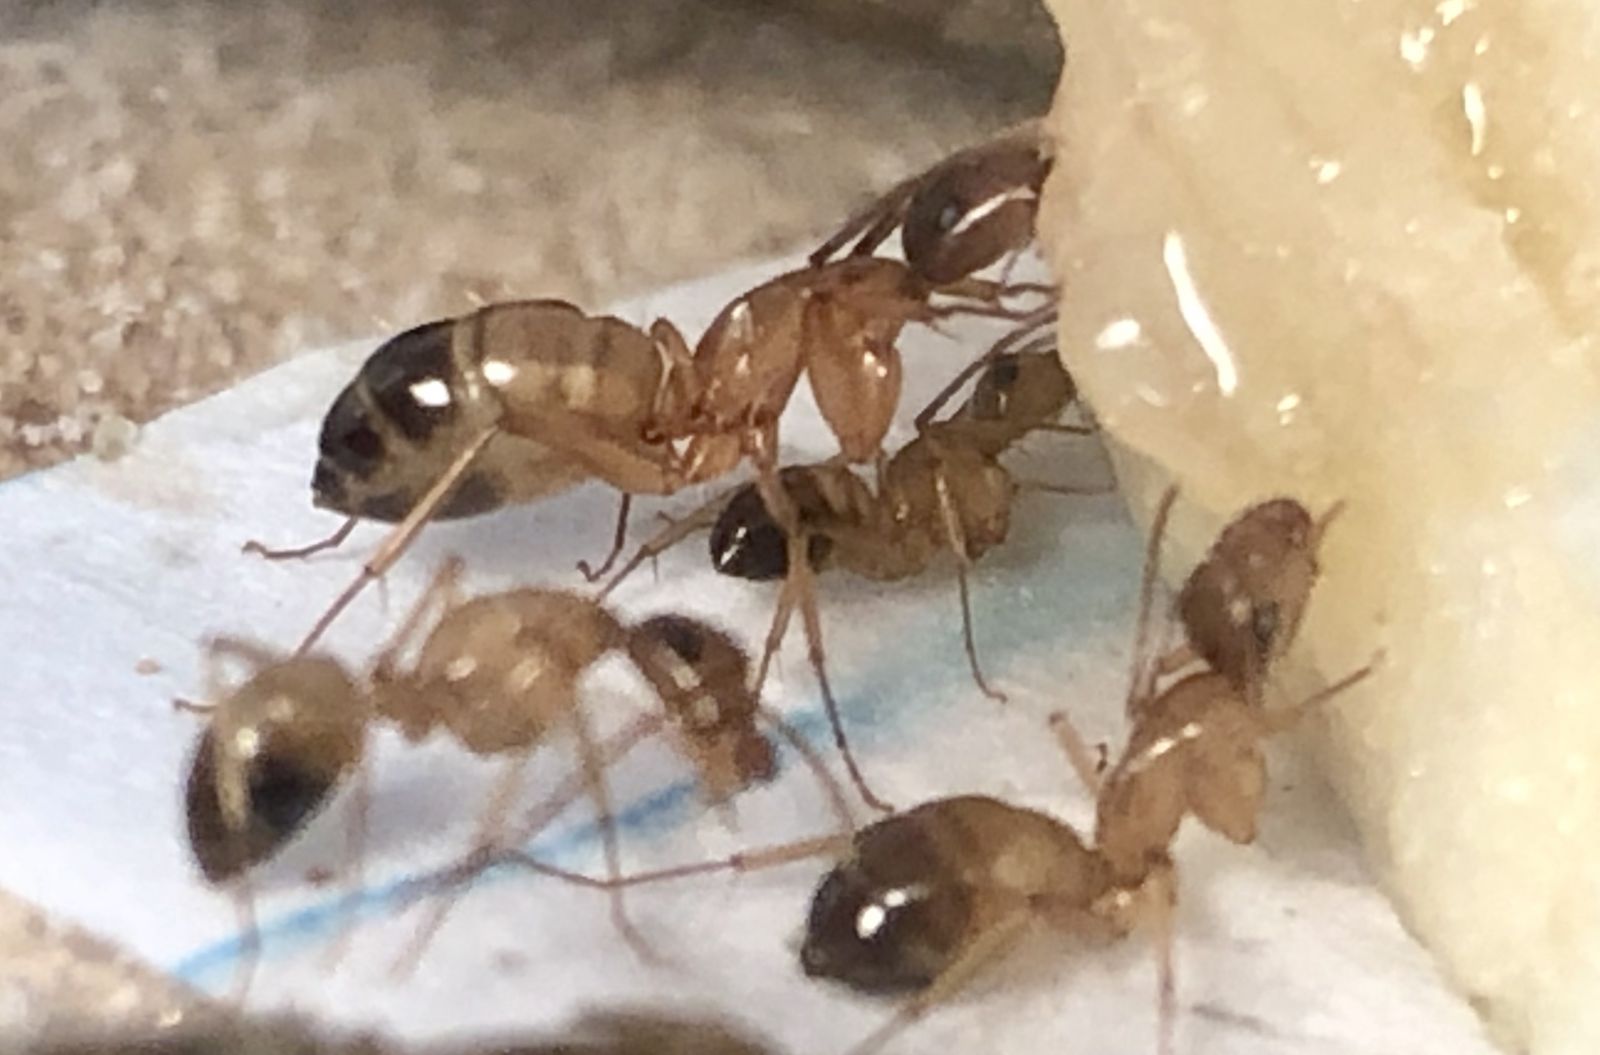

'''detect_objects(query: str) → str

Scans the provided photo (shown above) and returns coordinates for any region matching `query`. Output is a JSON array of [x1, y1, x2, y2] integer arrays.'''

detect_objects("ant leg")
[[391, 751, 533, 978], [845, 908, 1035, 1055], [295, 427, 497, 656], [568, 703, 657, 961], [322, 746, 371, 974], [932, 468, 1005, 703], [1310, 499, 1348, 551], [914, 306, 1058, 429], [751, 578, 797, 698], [1047, 712, 1104, 797], [955, 563, 1005, 703], [1149, 862, 1180, 1055], [810, 175, 920, 267], [499, 831, 851, 890], [646, 319, 699, 429], [755, 704, 857, 836], [242, 516, 358, 562], [577, 494, 632, 583], [178, 635, 276, 716], [1260, 653, 1382, 735], [1128, 487, 1180, 717], [1015, 480, 1117, 498], [224, 876, 261, 1006], [371, 556, 465, 681], [383, 716, 668, 924], [789, 536, 894, 814], [598, 488, 731, 601]]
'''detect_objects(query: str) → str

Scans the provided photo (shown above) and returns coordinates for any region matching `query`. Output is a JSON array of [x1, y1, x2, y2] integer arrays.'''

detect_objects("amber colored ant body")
[[249, 299, 679, 651], [597, 347, 1096, 812], [182, 559, 807, 990]]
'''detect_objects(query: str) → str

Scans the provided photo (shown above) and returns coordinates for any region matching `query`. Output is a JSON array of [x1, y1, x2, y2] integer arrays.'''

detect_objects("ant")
[[595, 344, 1102, 813], [266, 262, 1042, 657], [181, 557, 841, 994], [245, 298, 678, 652], [1146, 496, 1346, 708], [475, 490, 1380, 1055], [811, 120, 1051, 288]]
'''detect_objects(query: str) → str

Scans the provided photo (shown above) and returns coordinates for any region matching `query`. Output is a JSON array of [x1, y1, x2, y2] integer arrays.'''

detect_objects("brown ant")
[[269, 263, 1040, 657], [1150, 496, 1347, 707], [595, 345, 1100, 813], [470, 491, 1380, 1055], [811, 120, 1051, 287], [181, 558, 839, 993], [244, 299, 678, 652]]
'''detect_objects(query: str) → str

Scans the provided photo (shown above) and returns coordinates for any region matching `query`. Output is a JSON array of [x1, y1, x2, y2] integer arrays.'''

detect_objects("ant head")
[[313, 319, 502, 522], [185, 658, 365, 883], [901, 143, 1049, 285], [628, 615, 775, 797], [708, 484, 832, 582], [960, 349, 1076, 441], [1177, 497, 1322, 688], [800, 812, 973, 994]]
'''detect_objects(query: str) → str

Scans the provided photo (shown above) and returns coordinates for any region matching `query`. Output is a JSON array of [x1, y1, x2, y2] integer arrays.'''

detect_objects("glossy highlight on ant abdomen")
[[311, 300, 666, 524], [800, 795, 1110, 995], [183, 656, 367, 882]]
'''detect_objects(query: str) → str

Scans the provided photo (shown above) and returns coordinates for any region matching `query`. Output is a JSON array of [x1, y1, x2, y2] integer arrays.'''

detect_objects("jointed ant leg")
[[846, 908, 1035, 1055], [322, 750, 372, 973], [502, 831, 851, 891], [371, 556, 467, 679], [1129, 486, 1180, 717], [568, 703, 656, 961], [1260, 654, 1381, 735], [756, 704, 857, 836], [225, 875, 261, 1007], [914, 305, 1058, 429], [577, 494, 633, 583], [933, 467, 1005, 703], [809, 176, 920, 267], [295, 426, 497, 656], [1048, 711, 1104, 797], [392, 751, 533, 977], [598, 489, 732, 601], [1149, 862, 1180, 1055], [956, 562, 1004, 703], [242, 516, 358, 562], [791, 538, 894, 814]]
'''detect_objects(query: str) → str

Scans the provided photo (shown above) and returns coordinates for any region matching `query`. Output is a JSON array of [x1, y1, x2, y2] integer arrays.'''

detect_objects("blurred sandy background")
[[0, 0, 1056, 1041]]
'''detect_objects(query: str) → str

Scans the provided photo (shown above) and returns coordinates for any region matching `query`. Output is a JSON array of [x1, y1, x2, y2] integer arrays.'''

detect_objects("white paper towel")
[[0, 259, 1497, 1054]]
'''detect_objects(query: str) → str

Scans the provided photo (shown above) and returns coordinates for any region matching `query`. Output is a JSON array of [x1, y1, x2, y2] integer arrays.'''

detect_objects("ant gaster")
[[247, 298, 678, 653]]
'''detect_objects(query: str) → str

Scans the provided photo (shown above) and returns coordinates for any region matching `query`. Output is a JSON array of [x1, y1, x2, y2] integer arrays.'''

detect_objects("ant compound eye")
[[362, 320, 459, 443], [936, 201, 963, 232], [317, 384, 386, 479], [709, 486, 791, 581]]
